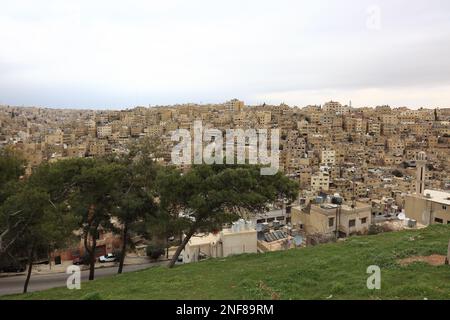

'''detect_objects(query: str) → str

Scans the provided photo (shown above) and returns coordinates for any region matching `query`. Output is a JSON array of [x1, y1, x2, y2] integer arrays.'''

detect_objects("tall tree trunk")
[[23, 246, 34, 294], [168, 227, 196, 268], [118, 222, 128, 274], [88, 233, 97, 281], [166, 237, 169, 260]]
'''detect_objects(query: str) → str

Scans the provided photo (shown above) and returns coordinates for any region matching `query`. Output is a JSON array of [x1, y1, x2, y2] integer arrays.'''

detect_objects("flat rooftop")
[[423, 189, 450, 206]]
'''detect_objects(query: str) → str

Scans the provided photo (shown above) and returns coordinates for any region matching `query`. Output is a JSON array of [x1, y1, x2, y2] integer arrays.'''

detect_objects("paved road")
[[0, 262, 167, 296]]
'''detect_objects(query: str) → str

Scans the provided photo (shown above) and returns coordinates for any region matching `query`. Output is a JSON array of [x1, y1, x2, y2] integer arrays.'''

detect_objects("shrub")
[[146, 245, 165, 261], [368, 224, 384, 235]]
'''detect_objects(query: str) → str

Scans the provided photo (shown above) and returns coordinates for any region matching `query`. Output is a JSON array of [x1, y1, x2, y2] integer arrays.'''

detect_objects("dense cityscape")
[[1, 101, 449, 256], [1, 0, 450, 307]]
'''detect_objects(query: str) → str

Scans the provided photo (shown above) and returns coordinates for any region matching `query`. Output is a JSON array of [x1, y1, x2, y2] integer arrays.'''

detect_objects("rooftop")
[[422, 189, 450, 205]]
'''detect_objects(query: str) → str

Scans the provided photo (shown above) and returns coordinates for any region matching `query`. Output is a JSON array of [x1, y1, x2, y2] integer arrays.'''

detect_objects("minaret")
[[416, 151, 427, 195]]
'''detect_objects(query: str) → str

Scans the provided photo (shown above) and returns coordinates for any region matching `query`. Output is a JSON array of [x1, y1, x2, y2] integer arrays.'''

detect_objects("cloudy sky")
[[1, 0, 449, 109]]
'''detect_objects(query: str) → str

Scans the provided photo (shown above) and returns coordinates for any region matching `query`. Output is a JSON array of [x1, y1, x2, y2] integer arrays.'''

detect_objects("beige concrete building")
[[321, 150, 336, 165], [311, 171, 330, 192], [96, 125, 112, 138], [405, 189, 450, 225], [182, 223, 257, 263], [322, 101, 348, 114], [291, 202, 372, 237]]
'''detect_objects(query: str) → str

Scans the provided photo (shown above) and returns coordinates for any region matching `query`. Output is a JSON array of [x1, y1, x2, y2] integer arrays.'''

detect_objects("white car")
[[99, 253, 118, 263]]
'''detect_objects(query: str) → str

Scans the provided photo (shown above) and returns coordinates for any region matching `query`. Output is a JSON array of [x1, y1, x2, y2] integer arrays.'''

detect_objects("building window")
[[256, 219, 265, 224], [349, 219, 356, 228], [443, 205, 447, 210], [267, 218, 275, 223], [434, 218, 443, 224], [277, 216, 285, 221], [328, 217, 335, 227], [361, 217, 367, 224]]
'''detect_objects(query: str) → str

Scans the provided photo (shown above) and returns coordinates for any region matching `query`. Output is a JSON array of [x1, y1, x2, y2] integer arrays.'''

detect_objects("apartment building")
[[291, 201, 372, 237], [322, 101, 348, 114], [311, 171, 330, 192], [405, 189, 450, 225], [321, 150, 336, 166], [96, 125, 112, 138]]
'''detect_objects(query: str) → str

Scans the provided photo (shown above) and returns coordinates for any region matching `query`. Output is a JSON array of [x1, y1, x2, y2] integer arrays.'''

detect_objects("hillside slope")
[[4, 225, 450, 300]]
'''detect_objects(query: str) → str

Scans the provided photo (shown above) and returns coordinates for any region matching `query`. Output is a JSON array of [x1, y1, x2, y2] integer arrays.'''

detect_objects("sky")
[[0, 0, 450, 109]]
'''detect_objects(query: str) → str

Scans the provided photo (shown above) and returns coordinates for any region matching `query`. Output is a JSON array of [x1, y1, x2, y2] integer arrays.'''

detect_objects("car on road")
[[72, 256, 89, 265], [0, 259, 26, 273], [99, 253, 119, 263]]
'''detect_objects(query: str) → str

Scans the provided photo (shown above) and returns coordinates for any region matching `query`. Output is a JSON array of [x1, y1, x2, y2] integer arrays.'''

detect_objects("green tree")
[[113, 179, 156, 274], [70, 161, 126, 280], [29, 158, 126, 280], [157, 164, 299, 268], [0, 148, 26, 256], [109, 140, 161, 274], [0, 147, 25, 193], [1, 186, 76, 293], [146, 209, 190, 260]]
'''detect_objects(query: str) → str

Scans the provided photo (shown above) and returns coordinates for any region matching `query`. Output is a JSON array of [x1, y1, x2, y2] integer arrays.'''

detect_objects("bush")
[[368, 224, 384, 235], [146, 245, 165, 261]]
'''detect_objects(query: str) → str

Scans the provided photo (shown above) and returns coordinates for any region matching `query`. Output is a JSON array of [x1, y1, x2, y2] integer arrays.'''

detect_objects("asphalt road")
[[0, 262, 167, 296]]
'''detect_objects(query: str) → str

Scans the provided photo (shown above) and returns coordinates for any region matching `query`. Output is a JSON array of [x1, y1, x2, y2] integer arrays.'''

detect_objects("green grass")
[[4, 225, 450, 300]]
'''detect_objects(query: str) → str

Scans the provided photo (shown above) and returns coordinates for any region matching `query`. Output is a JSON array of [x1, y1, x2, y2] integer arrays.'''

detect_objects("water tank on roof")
[[332, 196, 343, 205]]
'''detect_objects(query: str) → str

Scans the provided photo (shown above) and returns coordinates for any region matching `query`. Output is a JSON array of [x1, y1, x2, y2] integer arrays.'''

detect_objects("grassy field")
[[4, 224, 450, 300]]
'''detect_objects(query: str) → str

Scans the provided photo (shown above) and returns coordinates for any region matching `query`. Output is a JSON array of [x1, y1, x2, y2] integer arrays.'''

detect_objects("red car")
[[72, 256, 89, 265]]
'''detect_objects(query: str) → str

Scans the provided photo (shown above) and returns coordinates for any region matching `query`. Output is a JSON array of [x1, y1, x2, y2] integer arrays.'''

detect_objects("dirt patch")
[[398, 255, 447, 266]]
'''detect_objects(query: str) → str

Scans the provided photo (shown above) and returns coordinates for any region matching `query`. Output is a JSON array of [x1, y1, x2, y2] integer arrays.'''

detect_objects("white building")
[[182, 220, 257, 263]]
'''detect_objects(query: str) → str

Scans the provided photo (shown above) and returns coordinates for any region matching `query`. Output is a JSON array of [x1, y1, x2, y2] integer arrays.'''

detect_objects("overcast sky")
[[1, 0, 450, 109]]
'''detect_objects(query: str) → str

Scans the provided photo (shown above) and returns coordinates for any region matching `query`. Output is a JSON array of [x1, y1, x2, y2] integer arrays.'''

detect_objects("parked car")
[[99, 253, 118, 263], [72, 256, 89, 265], [0, 259, 26, 273]]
